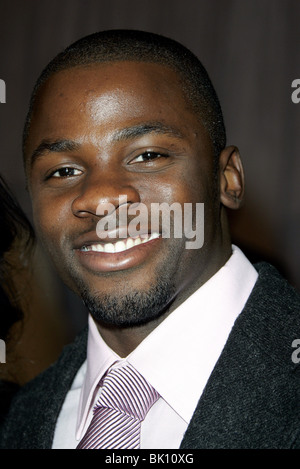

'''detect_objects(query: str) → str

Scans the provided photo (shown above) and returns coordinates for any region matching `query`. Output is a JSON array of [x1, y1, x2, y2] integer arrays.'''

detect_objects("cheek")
[[31, 194, 68, 247], [147, 178, 207, 206], [142, 171, 196, 205]]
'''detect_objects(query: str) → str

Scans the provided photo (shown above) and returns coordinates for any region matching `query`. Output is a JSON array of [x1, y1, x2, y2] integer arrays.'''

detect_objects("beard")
[[78, 274, 176, 327]]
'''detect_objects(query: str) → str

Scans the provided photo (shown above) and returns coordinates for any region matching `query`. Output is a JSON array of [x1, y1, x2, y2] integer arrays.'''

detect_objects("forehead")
[[33, 61, 192, 119], [26, 61, 210, 162]]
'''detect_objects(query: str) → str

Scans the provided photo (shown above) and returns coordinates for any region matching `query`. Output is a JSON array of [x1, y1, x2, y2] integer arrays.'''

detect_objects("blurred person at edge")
[[0, 175, 35, 423]]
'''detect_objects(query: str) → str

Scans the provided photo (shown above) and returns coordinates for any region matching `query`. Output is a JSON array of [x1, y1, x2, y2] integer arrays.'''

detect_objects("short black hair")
[[23, 29, 226, 161]]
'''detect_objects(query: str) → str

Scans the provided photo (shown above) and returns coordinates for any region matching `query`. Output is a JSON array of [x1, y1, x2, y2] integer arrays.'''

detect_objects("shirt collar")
[[76, 245, 258, 439]]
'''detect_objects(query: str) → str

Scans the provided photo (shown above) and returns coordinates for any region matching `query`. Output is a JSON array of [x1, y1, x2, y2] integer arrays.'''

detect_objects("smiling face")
[[26, 61, 232, 328]]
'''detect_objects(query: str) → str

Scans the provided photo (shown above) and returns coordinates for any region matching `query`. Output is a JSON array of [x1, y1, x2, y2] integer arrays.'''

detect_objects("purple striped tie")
[[77, 364, 159, 449]]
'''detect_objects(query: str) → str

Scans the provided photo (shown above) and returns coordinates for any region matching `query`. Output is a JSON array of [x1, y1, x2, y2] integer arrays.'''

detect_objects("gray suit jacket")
[[1, 263, 300, 449]]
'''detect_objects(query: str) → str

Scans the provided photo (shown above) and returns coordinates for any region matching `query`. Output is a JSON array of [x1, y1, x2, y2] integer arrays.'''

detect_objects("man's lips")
[[73, 230, 162, 273]]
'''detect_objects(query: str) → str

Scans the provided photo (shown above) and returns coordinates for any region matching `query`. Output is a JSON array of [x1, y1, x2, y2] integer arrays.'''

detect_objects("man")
[[1, 30, 300, 449]]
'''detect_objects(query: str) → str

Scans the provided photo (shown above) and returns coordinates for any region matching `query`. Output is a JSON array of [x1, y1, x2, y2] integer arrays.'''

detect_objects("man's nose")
[[71, 171, 140, 219]]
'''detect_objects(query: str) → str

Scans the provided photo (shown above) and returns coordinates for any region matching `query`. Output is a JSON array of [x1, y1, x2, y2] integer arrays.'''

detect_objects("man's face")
[[26, 62, 225, 327]]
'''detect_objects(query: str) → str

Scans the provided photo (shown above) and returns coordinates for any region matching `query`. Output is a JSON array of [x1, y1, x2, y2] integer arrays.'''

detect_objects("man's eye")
[[131, 151, 166, 163], [50, 167, 82, 178]]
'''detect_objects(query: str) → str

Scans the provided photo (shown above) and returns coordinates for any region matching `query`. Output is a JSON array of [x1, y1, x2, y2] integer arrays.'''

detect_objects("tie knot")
[[96, 364, 159, 421]]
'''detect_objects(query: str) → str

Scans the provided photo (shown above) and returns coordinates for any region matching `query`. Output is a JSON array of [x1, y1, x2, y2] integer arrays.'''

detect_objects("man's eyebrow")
[[30, 139, 81, 167], [29, 122, 184, 167], [111, 122, 185, 142]]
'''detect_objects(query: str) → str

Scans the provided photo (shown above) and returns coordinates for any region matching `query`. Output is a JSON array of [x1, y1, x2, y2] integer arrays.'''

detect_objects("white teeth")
[[81, 232, 160, 254], [114, 241, 126, 253], [104, 243, 115, 253], [81, 244, 103, 252], [126, 238, 134, 249], [92, 244, 104, 252]]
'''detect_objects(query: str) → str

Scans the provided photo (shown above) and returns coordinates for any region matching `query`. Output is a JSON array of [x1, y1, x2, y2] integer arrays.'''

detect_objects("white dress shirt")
[[52, 245, 258, 449]]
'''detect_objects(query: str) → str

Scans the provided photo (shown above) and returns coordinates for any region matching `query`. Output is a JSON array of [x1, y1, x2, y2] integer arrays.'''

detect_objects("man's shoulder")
[[0, 327, 88, 449], [235, 261, 300, 364], [247, 261, 300, 318], [253, 261, 300, 301]]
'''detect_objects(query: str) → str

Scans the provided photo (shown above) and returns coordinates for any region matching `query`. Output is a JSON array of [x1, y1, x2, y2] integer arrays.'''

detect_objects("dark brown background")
[[0, 0, 299, 382]]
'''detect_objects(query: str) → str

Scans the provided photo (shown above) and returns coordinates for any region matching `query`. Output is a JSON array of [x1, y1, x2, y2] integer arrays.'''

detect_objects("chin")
[[79, 276, 176, 328]]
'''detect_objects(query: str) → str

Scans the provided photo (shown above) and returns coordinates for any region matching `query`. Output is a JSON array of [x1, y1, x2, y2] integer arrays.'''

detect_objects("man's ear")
[[219, 145, 245, 209]]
